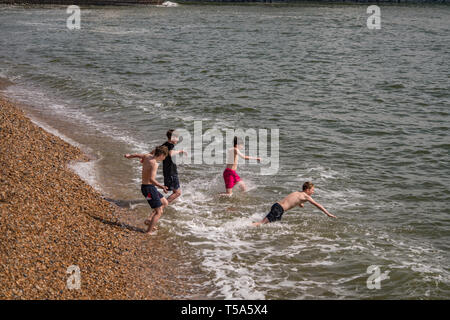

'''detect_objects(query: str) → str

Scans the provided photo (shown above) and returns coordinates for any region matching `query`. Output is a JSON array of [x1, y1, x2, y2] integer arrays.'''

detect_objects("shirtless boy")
[[124, 146, 169, 234], [252, 182, 337, 226], [220, 136, 261, 196]]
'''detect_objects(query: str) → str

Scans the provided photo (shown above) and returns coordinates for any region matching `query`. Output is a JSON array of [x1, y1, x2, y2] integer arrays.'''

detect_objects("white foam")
[[28, 114, 103, 193], [298, 164, 347, 181], [157, 1, 179, 7], [28, 117, 84, 150], [68, 159, 102, 192], [300, 260, 335, 267], [15, 108, 103, 192], [2, 85, 128, 194], [174, 188, 450, 298], [6, 85, 150, 152]]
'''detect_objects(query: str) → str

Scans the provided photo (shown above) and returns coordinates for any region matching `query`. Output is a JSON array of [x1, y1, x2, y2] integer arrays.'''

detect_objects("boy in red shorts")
[[220, 136, 261, 196]]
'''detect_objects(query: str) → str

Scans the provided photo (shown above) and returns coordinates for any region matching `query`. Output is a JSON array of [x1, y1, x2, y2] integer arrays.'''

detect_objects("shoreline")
[[0, 91, 204, 299], [1, 1, 449, 5]]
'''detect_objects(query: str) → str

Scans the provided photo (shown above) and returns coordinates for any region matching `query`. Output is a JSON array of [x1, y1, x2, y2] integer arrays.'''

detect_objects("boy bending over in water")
[[220, 136, 261, 196], [124, 146, 169, 235], [252, 182, 336, 226]]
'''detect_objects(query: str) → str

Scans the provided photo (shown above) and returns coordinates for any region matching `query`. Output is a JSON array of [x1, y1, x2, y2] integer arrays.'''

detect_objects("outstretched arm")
[[236, 148, 261, 162], [307, 197, 337, 219], [149, 148, 187, 157], [124, 153, 146, 160], [169, 149, 188, 157]]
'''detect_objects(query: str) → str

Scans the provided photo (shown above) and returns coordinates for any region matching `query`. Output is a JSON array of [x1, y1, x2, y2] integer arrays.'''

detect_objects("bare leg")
[[161, 197, 168, 209], [219, 188, 233, 197], [148, 209, 156, 220], [144, 198, 168, 234], [144, 219, 158, 231], [167, 189, 181, 204], [144, 209, 157, 230], [237, 181, 247, 192], [252, 217, 269, 227], [145, 206, 163, 234]]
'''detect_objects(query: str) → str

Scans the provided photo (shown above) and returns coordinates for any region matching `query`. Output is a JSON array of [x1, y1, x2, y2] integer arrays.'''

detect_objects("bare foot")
[[144, 220, 158, 232], [218, 193, 232, 197], [252, 218, 268, 227]]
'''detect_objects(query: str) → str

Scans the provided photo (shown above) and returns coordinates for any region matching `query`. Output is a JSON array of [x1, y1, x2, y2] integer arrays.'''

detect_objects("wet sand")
[[0, 93, 200, 299]]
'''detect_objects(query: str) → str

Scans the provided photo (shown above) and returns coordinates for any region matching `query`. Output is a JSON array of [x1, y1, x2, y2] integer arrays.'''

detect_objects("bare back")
[[141, 154, 158, 185], [278, 191, 309, 212]]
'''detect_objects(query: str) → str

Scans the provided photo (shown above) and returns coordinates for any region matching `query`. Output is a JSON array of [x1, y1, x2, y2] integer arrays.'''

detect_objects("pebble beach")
[[0, 93, 199, 299]]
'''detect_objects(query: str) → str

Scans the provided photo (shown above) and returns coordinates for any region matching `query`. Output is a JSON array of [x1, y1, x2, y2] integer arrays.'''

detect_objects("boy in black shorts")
[[152, 129, 187, 204], [124, 146, 169, 234], [252, 182, 337, 226]]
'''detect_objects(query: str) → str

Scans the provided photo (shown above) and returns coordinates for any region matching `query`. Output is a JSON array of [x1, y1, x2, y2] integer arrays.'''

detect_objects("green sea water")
[[0, 3, 449, 299]]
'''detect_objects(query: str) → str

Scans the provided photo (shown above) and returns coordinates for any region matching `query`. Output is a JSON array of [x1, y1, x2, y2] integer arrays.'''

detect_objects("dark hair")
[[233, 136, 243, 147], [167, 129, 175, 140], [302, 181, 314, 191], [154, 146, 169, 157]]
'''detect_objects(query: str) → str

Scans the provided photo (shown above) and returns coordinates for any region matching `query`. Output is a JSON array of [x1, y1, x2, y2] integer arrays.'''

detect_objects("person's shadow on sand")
[[102, 197, 147, 209], [90, 197, 154, 233], [88, 213, 147, 233]]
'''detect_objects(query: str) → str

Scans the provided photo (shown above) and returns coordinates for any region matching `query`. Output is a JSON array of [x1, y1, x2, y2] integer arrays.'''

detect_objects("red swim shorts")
[[223, 168, 241, 189]]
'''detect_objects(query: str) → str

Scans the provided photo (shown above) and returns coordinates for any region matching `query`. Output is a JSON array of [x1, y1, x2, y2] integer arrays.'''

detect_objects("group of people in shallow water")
[[124, 129, 337, 235]]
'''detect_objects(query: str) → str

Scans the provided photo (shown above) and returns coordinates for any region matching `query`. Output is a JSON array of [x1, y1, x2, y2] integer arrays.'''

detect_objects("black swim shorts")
[[141, 184, 164, 209], [164, 174, 180, 191], [265, 203, 285, 222]]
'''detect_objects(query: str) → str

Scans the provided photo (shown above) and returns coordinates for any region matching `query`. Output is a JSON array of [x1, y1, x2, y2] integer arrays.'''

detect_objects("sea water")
[[0, 3, 449, 299]]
